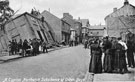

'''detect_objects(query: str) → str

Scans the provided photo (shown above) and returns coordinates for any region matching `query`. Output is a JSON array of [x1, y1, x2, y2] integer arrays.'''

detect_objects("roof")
[[41, 10, 60, 19], [80, 19, 90, 27], [105, 3, 135, 20], [5, 12, 42, 24], [89, 25, 106, 30]]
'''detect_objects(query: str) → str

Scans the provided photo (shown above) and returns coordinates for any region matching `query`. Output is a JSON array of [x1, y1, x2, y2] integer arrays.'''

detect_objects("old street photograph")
[[0, 0, 135, 82]]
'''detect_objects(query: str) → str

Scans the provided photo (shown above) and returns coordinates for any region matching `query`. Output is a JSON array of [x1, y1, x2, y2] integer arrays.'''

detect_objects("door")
[[37, 31, 43, 42]]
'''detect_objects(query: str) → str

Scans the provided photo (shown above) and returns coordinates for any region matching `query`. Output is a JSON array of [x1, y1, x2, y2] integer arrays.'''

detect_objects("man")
[[14, 39, 18, 54], [127, 40, 135, 68], [18, 39, 23, 55], [31, 38, 40, 56], [42, 40, 48, 53], [117, 37, 128, 74], [22, 39, 29, 57], [11, 39, 15, 55], [8, 41, 12, 56]]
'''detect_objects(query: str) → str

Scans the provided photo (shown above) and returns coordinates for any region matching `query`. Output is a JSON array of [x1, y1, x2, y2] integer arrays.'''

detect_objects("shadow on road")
[[0, 46, 69, 64], [0, 56, 29, 64]]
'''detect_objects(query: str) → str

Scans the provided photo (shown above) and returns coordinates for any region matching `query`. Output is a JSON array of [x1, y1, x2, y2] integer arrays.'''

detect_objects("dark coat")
[[89, 43, 102, 73]]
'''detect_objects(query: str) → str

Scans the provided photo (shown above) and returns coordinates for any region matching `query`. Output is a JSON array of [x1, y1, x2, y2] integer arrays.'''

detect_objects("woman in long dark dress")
[[103, 37, 113, 73], [114, 38, 128, 74], [89, 39, 102, 73]]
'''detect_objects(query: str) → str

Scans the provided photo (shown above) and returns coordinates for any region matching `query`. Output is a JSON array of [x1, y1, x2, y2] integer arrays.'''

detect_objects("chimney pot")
[[113, 8, 117, 12]]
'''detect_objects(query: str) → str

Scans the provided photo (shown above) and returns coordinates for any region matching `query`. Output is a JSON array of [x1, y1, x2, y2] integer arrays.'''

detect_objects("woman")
[[103, 37, 113, 73], [89, 39, 102, 73]]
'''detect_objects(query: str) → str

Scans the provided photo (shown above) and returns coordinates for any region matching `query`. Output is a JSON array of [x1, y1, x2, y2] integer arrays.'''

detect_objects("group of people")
[[8, 38, 48, 57], [88, 36, 135, 74]]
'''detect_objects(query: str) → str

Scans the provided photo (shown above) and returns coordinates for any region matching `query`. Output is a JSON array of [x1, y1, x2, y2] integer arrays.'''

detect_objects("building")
[[62, 13, 76, 41], [61, 19, 71, 44], [74, 19, 82, 43], [62, 13, 75, 41], [88, 25, 106, 38], [105, 0, 135, 40], [0, 12, 54, 52], [62, 13, 82, 43], [40, 11, 71, 44], [40, 10, 62, 43], [80, 19, 90, 41]]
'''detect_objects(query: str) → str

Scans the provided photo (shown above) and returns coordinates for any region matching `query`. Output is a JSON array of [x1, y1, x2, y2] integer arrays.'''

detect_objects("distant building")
[[88, 25, 106, 38], [0, 12, 54, 52], [62, 13, 82, 43], [61, 19, 71, 44], [74, 19, 82, 43], [105, 0, 135, 39], [80, 19, 90, 41]]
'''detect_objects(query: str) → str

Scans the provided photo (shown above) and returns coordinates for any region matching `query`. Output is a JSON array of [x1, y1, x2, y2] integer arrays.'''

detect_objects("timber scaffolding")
[[0, 12, 61, 54]]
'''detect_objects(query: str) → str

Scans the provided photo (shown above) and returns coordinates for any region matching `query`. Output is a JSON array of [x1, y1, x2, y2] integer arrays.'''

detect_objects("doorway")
[[37, 31, 43, 42]]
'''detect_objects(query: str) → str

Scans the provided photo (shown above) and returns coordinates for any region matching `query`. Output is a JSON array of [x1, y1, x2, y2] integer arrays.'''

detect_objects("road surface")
[[0, 45, 135, 82], [0, 45, 91, 82]]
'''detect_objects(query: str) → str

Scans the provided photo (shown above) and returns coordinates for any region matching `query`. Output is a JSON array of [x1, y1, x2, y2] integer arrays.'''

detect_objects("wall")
[[105, 3, 135, 38], [61, 20, 70, 33], [106, 16, 135, 38], [105, 4, 135, 19], [74, 22, 82, 36], [89, 29, 104, 37], [41, 10, 62, 43]]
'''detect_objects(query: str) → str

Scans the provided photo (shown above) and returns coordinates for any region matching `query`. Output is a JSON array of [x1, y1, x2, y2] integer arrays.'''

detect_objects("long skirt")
[[114, 50, 127, 72], [103, 49, 112, 72], [89, 52, 102, 73]]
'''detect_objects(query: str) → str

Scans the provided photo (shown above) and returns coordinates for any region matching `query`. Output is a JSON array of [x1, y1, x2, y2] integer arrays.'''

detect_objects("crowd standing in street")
[[8, 38, 48, 57], [86, 36, 135, 74]]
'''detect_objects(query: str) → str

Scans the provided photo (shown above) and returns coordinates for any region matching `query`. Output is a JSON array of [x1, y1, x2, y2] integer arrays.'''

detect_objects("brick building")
[[105, 0, 135, 40], [88, 25, 106, 38]]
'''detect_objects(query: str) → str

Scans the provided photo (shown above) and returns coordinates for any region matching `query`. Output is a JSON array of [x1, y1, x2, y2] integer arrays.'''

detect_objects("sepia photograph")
[[0, 0, 135, 82]]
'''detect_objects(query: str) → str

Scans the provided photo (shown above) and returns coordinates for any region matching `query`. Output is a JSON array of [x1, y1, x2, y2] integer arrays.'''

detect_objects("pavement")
[[0, 45, 68, 63], [93, 68, 135, 81]]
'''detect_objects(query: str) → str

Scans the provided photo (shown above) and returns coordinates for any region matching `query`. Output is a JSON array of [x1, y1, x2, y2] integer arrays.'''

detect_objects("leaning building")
[[0, 12, 55, 52]]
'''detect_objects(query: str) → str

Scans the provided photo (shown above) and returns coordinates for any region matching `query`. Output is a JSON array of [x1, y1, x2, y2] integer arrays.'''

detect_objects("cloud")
[[9, 0, 135, 25]]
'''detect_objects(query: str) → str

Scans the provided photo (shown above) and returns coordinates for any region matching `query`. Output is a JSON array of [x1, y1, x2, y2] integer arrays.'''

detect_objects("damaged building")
[[0, 12, 55, 52]]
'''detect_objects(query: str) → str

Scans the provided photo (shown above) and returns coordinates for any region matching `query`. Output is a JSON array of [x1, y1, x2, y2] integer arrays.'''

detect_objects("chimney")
[[113, 8, 117, 12], [124, 0, 129, 5], [63, 13, 73, 19], [78, 17, 80, 20], [63, 13, 69, 18]]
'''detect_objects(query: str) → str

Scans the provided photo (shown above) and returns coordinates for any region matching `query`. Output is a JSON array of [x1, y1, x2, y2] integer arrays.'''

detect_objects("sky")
[[9, 0, 135, 25]]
